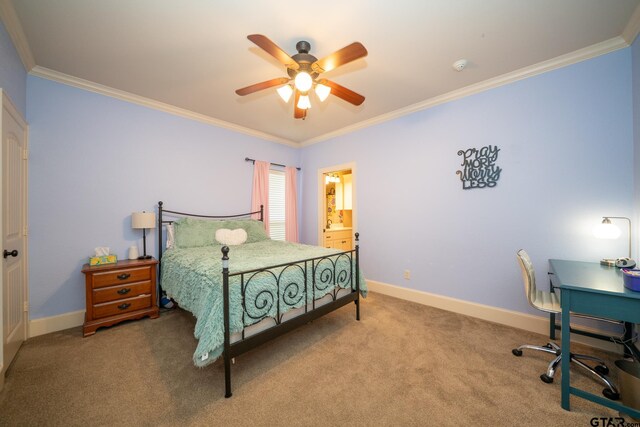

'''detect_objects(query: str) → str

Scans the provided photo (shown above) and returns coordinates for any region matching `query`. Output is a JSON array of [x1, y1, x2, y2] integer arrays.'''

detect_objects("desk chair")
[[512, 249, 619, 400]]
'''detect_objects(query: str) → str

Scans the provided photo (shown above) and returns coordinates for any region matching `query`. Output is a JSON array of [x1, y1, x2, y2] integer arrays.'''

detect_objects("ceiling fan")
[[235, 34, 368, 119]]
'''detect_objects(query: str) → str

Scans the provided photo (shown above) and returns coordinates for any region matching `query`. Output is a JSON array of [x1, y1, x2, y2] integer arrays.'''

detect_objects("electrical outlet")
[[404, 270, 411, 280]]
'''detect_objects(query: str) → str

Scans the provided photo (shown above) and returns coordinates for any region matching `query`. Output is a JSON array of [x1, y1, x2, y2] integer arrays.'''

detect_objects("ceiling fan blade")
[[312, 42, 368, 74], [247, 34, 299, 70], [235, 77, 290, 96], [322, 80, 365, 106], [294, 90, 306, 119]]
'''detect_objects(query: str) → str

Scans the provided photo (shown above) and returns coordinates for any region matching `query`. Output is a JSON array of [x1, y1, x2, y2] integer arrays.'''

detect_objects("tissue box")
[[89, 255, 117, 266], [622, 269, 640, 292]]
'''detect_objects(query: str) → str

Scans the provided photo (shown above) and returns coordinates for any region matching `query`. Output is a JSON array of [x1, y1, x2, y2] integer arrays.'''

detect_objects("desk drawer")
[[91, 266, 151, 289], [93, 281, 152, 304], [93, 294, 151, 319]]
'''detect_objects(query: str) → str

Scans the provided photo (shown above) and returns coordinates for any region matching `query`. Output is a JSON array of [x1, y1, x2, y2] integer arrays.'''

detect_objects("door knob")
[[3, 249, 18, 259]]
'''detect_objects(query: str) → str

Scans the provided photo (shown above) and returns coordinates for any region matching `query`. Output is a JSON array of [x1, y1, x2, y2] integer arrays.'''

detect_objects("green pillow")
[[173, 218, 270, 248], [173, 218, 226, 248], [224, 219, 270, 243]]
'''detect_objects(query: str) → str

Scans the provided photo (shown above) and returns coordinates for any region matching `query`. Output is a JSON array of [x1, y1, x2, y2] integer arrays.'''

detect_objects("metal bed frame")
[[156, 201, 361, 398]]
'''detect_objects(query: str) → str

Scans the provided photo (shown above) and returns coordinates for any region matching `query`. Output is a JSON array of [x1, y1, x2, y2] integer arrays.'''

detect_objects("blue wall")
[[7, 20, 637, 321], [27, 76, 299, 318], [0, 20, 26, 116], [299, 48, 634, 316]]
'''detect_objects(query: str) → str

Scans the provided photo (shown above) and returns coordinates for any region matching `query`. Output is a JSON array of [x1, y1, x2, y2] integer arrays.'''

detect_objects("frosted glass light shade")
[[132, 211, 156, 229], [297, 94, 311, 110], [593, 219, 621, 239], [315, 83, 331, 101], [277, 84, 293, 102], [294, 72, 313, 92]]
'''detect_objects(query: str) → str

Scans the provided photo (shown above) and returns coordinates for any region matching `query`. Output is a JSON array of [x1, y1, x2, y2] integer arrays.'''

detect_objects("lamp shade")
[[277, 84, 293, 102], [297, 94, 311, 110], [315, 83, 331, 102], [593, 218, 621, 239], [132, 212, 156, 229]]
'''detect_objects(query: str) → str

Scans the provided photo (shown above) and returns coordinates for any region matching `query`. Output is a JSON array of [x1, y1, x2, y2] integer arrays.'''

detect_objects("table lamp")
[[593, 216, 632, 267], [132, 211, 156, 259]]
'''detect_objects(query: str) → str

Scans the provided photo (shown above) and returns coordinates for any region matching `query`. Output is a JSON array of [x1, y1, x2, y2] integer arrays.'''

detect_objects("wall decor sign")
[[456, 145, 502, 190]]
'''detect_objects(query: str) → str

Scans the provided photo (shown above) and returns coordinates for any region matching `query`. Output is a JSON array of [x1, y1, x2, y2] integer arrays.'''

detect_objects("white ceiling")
[[4, 0, 640, 145]]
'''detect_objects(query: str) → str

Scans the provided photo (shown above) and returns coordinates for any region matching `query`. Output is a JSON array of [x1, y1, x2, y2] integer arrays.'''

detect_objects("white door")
[[2, 94, 28, 376]]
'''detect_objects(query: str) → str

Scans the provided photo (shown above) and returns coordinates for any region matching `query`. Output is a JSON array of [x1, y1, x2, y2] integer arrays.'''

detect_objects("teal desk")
[[549, 259, 640, 418]]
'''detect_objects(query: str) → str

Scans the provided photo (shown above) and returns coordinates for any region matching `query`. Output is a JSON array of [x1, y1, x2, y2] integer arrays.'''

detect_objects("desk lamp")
[[593, 216, 633, 267], [132, 211, 156, 259]]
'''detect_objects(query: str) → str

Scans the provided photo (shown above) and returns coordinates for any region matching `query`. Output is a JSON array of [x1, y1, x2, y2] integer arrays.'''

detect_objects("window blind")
[[269, 170, 286, 241]]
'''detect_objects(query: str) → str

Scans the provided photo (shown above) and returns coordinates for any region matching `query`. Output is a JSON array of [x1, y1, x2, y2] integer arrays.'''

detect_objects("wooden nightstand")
[[82, 258, 159, 337]]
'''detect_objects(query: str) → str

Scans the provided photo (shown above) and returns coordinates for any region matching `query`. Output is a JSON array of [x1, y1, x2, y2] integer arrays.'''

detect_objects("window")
[[268, 170, 285, 240]]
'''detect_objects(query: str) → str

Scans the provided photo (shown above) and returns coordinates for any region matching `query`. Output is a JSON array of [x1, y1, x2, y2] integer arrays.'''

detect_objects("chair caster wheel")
[[540, 374, 554, 384], [512, 349, 523, 357], [594, 365, 609, 375], [602, 388, 619, 400]]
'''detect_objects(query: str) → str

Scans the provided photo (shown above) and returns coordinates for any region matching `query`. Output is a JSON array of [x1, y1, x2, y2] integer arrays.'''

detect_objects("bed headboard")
[[156, 201, 263, 283]]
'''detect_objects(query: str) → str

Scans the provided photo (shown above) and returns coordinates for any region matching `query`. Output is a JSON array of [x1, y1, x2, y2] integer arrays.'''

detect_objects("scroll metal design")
[[234, 250, 355, 331], [456, 145, 502, 190]]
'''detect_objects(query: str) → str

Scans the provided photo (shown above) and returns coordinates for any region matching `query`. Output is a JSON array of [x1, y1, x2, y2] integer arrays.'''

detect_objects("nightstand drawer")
[[92, 281, 152, 304], [93, 294, 152, 319], [91, 266, 151, 289]]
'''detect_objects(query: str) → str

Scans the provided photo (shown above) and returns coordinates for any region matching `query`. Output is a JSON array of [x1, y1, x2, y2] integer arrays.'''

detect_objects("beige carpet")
[[0, 292, 626, 426]]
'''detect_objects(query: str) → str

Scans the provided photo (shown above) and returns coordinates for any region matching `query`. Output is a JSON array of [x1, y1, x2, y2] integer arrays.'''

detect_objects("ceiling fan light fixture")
[[237, 35, 368, 119], [277, 84, 293, 102], [315, 83, 331, 102], [297, 94, 311, 110], [294, 72, 313, 92]]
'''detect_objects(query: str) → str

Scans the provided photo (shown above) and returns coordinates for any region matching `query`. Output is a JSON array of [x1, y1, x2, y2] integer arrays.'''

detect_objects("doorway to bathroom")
[[317, 162, 356, 250]]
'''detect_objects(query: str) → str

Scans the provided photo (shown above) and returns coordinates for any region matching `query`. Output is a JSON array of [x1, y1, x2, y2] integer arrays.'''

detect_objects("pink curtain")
[[285, 166, 299, 242], [251, 160, 270, 233]]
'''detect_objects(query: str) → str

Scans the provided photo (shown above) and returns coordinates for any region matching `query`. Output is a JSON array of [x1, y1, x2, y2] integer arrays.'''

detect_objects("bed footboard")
[[221, 233, 360, 398]]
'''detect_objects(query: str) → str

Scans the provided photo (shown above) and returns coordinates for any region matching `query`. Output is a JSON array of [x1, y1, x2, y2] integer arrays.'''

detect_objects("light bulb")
[[277, 84, 293, 102], [297, 94, 311, 110], [593, 218, 621, 239], [315, 83, 331, 101], [294, 72, 313, 92]]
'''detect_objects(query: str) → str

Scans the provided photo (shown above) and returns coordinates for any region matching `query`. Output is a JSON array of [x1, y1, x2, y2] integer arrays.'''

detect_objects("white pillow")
[[215, 228, 248, 246], [166, 223, 175, 249]]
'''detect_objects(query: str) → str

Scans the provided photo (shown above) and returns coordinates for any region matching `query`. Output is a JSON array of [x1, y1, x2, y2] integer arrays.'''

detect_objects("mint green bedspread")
[[161, 240, 366, 367]]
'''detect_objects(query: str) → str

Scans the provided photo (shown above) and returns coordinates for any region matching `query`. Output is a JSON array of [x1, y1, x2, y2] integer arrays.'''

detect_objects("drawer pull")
[[117, 273, 131, 280], [117, 303, 131, 310], [342, 241, 346, 243], [117, 288, 131, 295]]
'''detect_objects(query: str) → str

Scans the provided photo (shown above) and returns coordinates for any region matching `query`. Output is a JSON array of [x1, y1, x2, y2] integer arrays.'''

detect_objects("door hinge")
[[23, 301, 29, 312], [22, 149, 28, 160], [23, 226, 28, 236]]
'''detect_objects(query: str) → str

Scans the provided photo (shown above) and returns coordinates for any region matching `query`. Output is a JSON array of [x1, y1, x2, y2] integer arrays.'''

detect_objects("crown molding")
[[15, 28, 631, 149], [300, 36, 629, 147], [0, 0, 35, 71], [622, 3, 640, 45], [29, 66, 299, 147]]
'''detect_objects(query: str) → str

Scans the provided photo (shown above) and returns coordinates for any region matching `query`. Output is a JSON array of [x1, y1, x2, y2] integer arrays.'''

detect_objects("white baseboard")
[[366, 280, 624, 354], [29, 310, 85, 338]]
